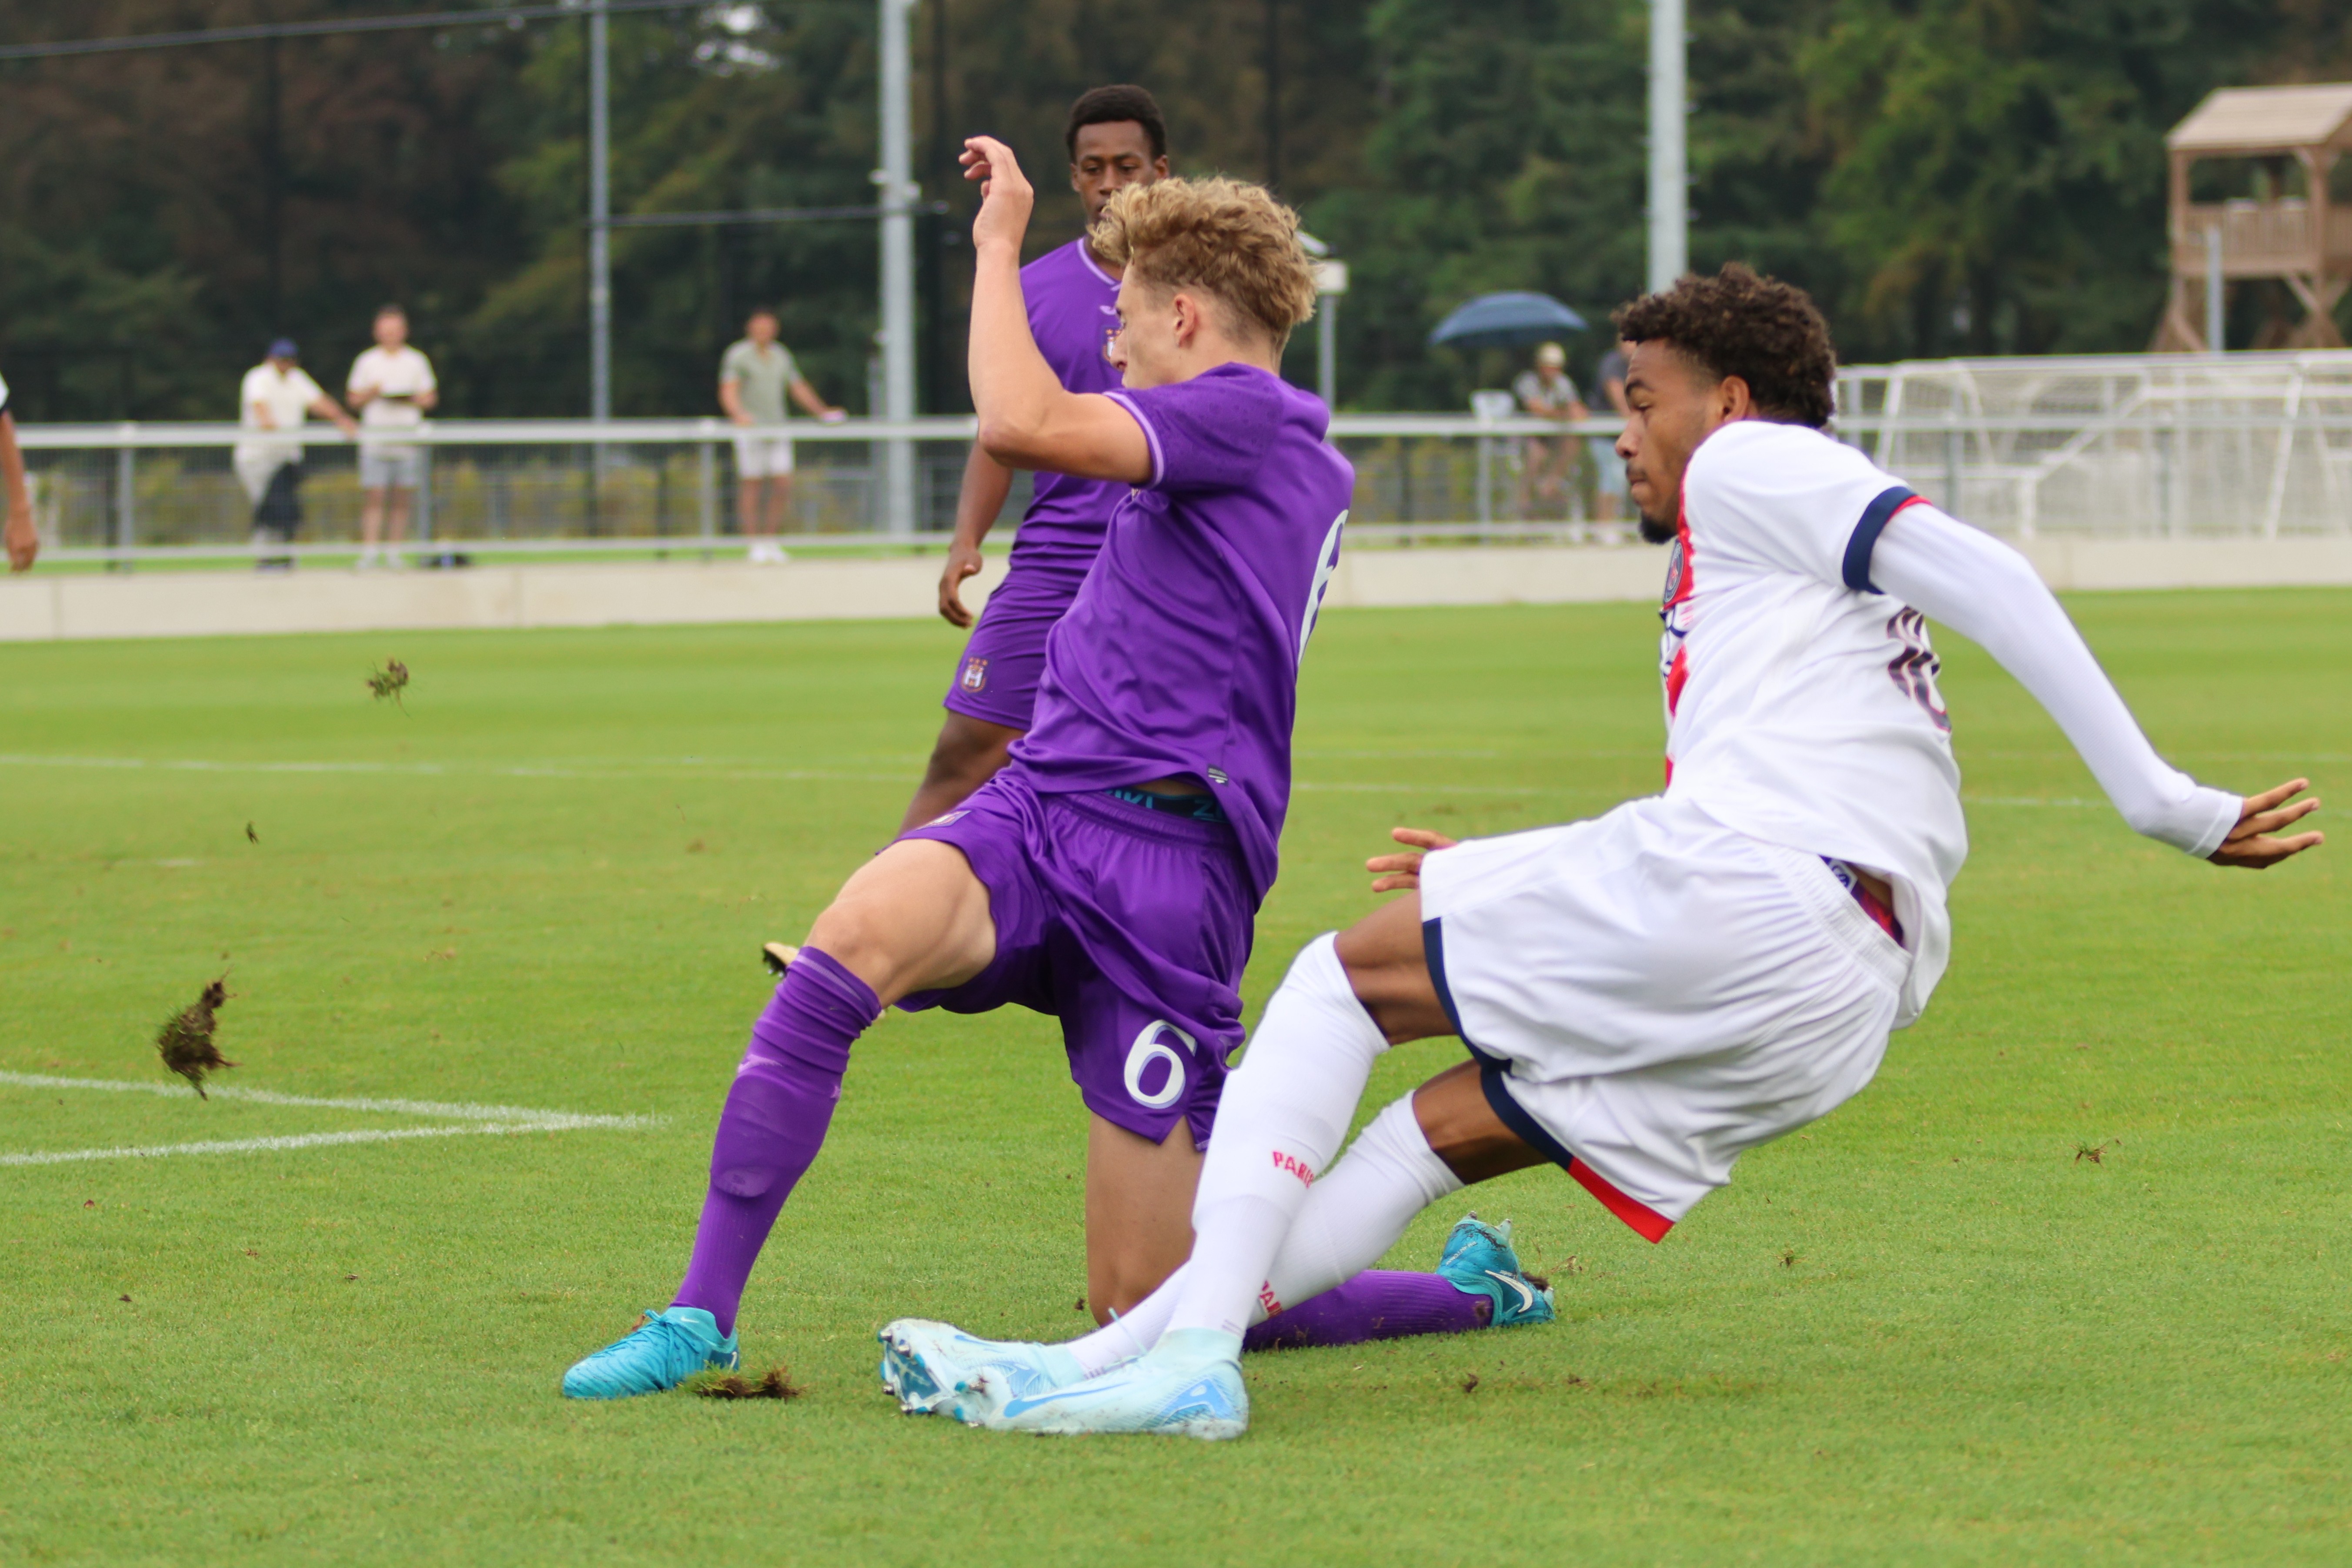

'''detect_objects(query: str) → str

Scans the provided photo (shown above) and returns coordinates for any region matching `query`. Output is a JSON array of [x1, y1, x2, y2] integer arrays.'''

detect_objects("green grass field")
[[2, 592, 2345, 1566]]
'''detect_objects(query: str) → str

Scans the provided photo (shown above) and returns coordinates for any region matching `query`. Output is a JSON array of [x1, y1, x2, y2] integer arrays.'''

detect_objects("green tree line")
[[2, 0, 2346, 421]]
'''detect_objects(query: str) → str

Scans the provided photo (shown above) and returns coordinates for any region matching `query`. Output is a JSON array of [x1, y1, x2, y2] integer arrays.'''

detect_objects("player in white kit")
[[879, 263, 2324, 1438]]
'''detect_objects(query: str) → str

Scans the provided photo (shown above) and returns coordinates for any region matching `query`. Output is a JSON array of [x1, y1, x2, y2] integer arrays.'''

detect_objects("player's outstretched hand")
[[937, 541, 984, 628], [2208, 777, 2323, 869], [960, 136, 1033, 253], [1368, 826, 1460, 893]]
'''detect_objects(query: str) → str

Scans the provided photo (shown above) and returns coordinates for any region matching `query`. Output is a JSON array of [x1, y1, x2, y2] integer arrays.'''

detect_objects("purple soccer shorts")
[[939, 565, 1085, 732], [896, 768, 1253, 1149]]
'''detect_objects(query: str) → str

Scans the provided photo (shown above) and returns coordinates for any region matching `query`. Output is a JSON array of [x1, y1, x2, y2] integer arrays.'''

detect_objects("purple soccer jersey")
[[1014, 363, 1354, 906], [943, 238, 1126, 728]]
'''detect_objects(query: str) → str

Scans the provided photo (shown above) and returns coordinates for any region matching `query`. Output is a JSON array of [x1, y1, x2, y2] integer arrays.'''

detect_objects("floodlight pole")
[[876, 0, 918, 535], [588, 0, 612, 424], [1646, 0, 1687, 293]]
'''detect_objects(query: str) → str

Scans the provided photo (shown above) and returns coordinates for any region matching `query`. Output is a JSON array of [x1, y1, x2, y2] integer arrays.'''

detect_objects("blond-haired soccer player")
[[894, 264, 2323, 1439], [562, 140, 1542, 1401]]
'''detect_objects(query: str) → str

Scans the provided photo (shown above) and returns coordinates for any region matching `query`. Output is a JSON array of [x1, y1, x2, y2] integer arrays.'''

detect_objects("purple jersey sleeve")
[[1106, 371, 1283, 494]]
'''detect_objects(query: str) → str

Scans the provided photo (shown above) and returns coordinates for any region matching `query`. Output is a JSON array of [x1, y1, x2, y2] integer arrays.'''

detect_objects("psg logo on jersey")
[[1661, 538, 1688, 607], [959, 657, 989, 693]]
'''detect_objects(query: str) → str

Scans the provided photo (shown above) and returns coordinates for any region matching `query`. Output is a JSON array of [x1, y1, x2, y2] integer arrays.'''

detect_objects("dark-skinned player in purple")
[[561, 138, 1550, 1402]]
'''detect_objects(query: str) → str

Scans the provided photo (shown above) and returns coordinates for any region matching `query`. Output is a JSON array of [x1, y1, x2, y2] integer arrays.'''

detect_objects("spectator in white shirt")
[[0, 366, 31, 572], [235, 338, 356, 571], [346, 304, 438, 569]]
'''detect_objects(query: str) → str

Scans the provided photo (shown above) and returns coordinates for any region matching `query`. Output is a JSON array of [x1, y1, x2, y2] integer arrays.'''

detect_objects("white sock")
[[1069, 1284, 1176, 1376], [1264, 1095, 1465, 1309], [1062, 1100, 1462, 1374], [1163, 933, 1389, 1339]]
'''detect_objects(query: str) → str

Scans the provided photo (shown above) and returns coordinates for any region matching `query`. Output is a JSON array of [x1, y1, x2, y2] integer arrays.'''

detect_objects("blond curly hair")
[[1089, 177, 1318, 351]]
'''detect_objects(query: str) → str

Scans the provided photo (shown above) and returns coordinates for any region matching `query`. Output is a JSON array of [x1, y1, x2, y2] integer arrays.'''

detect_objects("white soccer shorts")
[[1419, 793, 1908, 1241], [733, 432, 795, 478]]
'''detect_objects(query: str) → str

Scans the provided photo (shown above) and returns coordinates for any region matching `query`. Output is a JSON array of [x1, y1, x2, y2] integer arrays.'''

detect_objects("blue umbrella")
[[1427, 291, 1588, 351]]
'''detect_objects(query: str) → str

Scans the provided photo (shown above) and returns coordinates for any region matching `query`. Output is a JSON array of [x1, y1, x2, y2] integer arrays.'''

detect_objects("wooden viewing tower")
[[2157, 83, 2352, 352]]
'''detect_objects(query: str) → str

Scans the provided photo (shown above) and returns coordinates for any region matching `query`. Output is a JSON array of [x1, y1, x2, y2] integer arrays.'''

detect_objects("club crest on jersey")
[[1100, 324, 1120, 364], [1661, 537, 1689, 607], [959, 657, 989, 692]]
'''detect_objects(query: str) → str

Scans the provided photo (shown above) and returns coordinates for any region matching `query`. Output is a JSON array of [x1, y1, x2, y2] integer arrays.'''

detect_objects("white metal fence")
[[1833, 350, 2352, 540], [10, 412, 1627, 567], [14, 350, 2352, 568]]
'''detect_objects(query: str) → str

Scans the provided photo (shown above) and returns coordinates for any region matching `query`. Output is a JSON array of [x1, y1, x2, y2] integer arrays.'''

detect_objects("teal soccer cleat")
[[877, 1319, 1087, 1417], [561, 1306, 739, 1400], [957, 1327, 1247, 1440], [1436, 1215, 1557, 1328]]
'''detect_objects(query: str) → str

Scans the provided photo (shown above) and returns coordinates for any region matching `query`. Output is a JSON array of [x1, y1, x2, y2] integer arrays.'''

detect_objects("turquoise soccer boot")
[[1436, 1215, 1557, 1327], [561, 1306, 739, 1400]]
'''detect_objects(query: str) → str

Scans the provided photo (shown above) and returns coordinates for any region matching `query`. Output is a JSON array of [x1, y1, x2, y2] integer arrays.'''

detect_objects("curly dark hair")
[[1064, 84, 1168, 161], [1611, 264, 1837, 428]]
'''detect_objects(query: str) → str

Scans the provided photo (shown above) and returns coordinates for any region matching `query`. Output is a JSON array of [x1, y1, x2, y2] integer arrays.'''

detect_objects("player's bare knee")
[[1335, 906, 1449, 1044], [802, 898, 895, 989]]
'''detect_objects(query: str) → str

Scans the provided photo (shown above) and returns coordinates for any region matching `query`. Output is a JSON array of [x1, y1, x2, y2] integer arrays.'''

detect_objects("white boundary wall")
[[3, 539, 2350, 642]]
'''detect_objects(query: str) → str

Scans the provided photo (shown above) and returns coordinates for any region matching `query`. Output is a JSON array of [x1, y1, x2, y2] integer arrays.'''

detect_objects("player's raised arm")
[[1868, 505, 2321, 869], [960, 136, 1150, 484]]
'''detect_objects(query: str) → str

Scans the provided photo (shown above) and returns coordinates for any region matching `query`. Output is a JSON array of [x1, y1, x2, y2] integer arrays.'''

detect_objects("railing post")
[[1942, 406, 1961, 515], [416, 445, 434, 546], [114, 426, 136, 572], [698, 428, 717, 562]]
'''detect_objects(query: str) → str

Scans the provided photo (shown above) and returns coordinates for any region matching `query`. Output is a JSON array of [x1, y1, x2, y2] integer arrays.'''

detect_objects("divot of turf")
[[365, 658, 410, 709], [154, 979, 236, 1097], [688, 1367, 801, 1401]]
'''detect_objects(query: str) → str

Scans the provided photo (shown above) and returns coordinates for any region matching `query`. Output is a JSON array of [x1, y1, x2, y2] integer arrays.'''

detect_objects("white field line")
[[0, 1120, 628, 1167], [0, 752, 910, 787], [0, 751, 1575, 797], [0, 1071, 658, 1168], [0, 1070, 649, 1125]]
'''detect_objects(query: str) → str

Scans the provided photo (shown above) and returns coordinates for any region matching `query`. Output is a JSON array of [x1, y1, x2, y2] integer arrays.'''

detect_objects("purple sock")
[[672, 949, 878, 1337], [1241, 1271, 1491, 1352]]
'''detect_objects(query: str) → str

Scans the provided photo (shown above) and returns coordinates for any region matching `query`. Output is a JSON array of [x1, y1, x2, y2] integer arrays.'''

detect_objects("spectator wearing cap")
[[234, 338, 356, 571], [0, 364, 31, 571], [1512, 341, 1587, 522], [347, 304, 438, 570]]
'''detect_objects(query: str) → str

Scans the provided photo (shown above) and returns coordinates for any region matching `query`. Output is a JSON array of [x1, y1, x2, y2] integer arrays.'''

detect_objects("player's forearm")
[[0, 417, 27, 516], [968, 240, 1068, 466], [789, 379, 834, 419], [1874, 507, 2238, 856], [951, 441, 1016, 548]]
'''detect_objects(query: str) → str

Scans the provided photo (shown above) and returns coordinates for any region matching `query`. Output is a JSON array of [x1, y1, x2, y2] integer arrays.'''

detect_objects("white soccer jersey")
[[1660, 419, 1961, 1023]]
